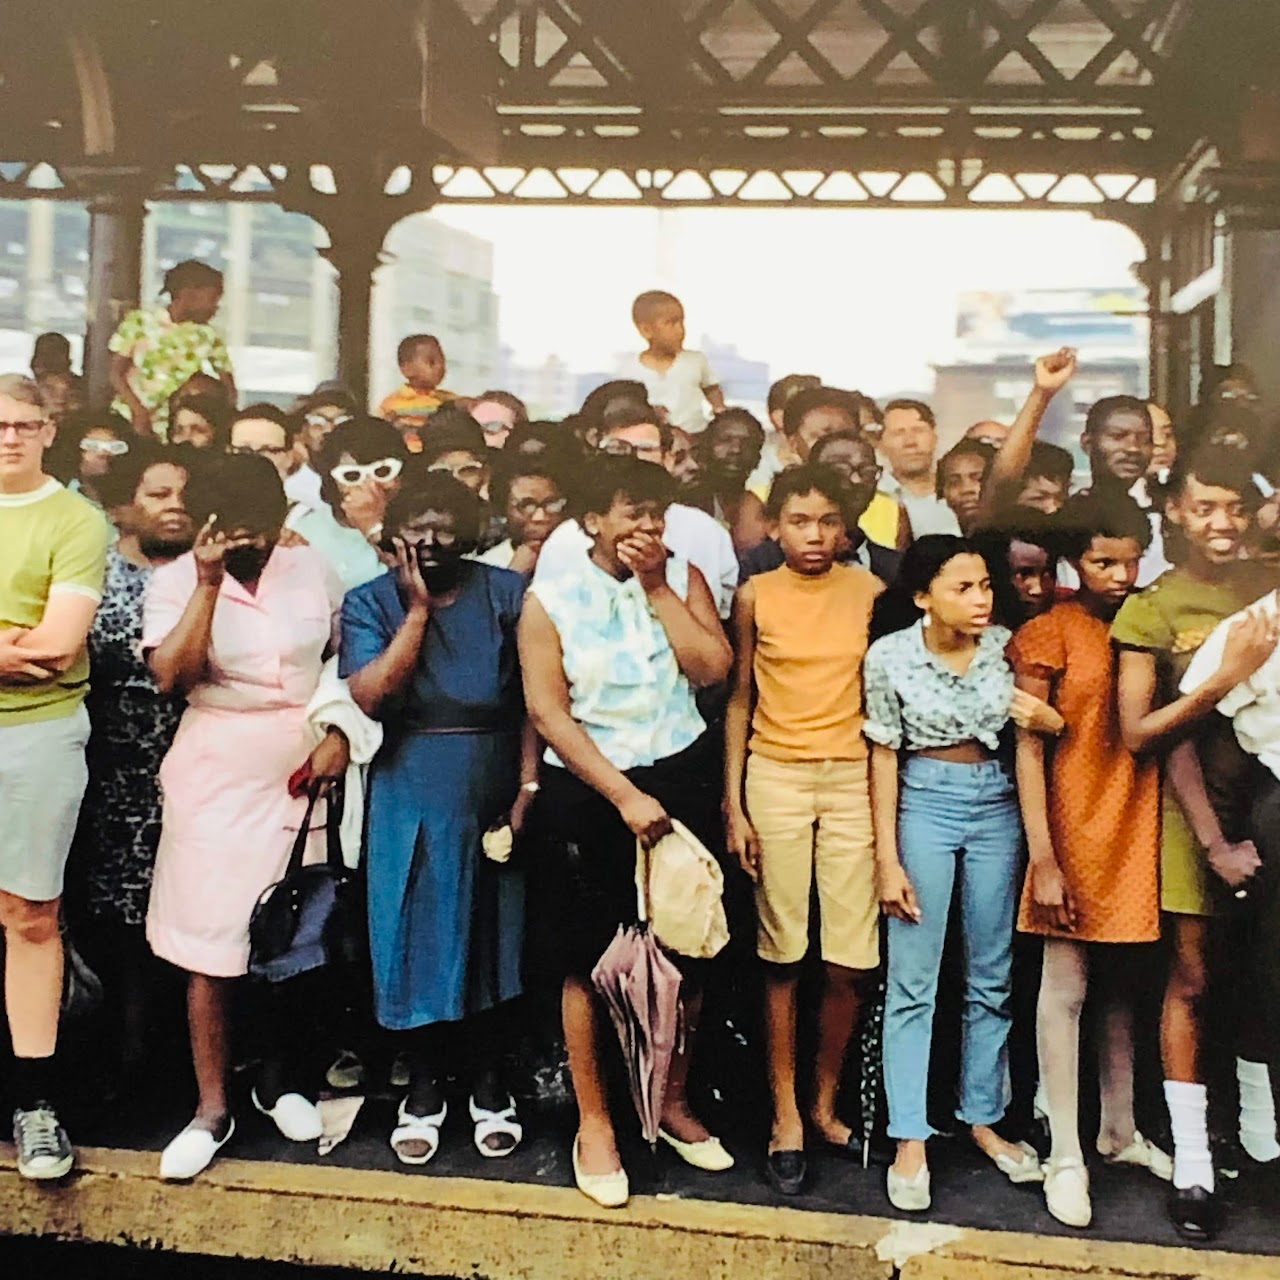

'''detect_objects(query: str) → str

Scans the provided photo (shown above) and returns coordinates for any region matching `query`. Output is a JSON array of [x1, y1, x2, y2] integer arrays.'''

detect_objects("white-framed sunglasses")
[[477, 420, 510, 437], [330, 457, 403, 487], [305, 412, 353, 429], [80, 437, 130, 456]]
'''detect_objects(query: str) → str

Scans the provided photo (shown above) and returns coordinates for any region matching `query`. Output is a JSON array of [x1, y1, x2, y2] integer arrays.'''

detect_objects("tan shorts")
[[745, 753, 879, 970]]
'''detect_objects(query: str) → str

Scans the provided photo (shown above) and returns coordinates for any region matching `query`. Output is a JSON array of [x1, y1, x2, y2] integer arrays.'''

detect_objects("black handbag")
[[248, 783, 360, 983]]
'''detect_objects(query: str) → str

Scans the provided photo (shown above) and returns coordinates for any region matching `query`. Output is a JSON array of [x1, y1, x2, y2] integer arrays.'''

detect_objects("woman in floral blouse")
[[109, 260, 236, 441]]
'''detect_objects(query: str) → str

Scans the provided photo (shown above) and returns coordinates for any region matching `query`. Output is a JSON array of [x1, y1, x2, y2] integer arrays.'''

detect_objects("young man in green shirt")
[[0, 372, 109, 1180]]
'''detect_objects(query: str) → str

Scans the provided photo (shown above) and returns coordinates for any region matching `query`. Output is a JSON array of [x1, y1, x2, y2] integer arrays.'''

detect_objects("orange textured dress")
[[1009, 600, 1160, 943]]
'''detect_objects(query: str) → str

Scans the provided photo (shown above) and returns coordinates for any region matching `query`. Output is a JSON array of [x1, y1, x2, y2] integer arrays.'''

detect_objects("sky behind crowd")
[[431, 206, 1146, 396]]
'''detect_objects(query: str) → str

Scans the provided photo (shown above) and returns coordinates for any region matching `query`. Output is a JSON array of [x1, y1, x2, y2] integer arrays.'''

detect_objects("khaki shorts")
[[745, 753, 879, 970]]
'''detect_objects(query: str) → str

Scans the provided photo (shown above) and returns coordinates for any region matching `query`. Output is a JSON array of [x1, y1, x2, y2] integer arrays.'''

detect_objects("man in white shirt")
[[877, 399, 960, 538], [534, 403, 738, 617]]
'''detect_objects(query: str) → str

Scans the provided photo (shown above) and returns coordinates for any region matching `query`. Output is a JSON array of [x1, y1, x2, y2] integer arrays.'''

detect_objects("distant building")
[[931, 287, 1148, 456], [493, 346, 579, 419], [0, 199, 498, 409]]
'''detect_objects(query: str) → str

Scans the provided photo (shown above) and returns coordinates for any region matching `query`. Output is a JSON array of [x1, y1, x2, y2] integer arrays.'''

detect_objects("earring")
[[921, 606, 932, 629]]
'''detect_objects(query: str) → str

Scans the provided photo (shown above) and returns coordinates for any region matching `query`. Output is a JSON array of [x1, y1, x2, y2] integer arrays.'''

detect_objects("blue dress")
[[340, 563, 526, 1030]]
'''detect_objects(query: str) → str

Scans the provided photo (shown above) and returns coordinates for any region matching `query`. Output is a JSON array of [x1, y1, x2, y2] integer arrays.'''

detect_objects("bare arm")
[[647, 566, 732, 687], [731, 491, 770, 555], [870, 742, 919, 921], [722, 584, 761, 879], [977, 347, 1076, 525], [13, 594, 99, 673], [1167, 738, 1261, 889], [518, 595, 672, 846], [346, 543, 432, 718], [620, 533, 731, 686], [148, 582, 218, 694], [704, 385, 726, 414], [109, 353, 153, 437], [1014, 671, 1075, 931]]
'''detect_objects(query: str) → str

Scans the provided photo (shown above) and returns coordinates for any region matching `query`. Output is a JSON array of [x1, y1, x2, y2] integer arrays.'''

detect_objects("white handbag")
[[635, 819, 730, 960]]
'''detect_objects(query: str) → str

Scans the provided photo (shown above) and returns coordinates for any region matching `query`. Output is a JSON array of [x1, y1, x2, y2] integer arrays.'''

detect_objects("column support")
[[83, 183, 146, 408]]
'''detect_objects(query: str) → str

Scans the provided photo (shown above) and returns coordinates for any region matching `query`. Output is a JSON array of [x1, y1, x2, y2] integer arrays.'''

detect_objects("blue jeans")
[[883, 756, 1021, 1140]]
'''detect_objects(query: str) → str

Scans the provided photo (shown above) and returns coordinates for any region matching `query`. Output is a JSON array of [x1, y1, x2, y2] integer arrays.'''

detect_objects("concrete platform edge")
[[0, 1147, 1275, 1279]]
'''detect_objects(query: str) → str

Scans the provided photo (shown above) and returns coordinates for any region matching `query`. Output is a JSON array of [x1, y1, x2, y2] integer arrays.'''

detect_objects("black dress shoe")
[[766, 1149, 807, 1196], [1168, 1184, 1222, 1242]]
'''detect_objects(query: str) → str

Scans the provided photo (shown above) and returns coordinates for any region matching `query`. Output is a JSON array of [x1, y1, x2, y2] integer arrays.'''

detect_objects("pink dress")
[[141, 546, 342, 977]]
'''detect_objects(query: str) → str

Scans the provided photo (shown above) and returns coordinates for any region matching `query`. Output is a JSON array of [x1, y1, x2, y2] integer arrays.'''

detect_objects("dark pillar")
[[83, 186, 145, 407], [324, 226, 387, 411], [1224, 222, 1280, 410]]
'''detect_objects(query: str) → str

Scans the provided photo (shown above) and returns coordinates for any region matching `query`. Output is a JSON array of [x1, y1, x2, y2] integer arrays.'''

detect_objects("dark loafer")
[[1168, 1185, 1222, 1243], [766, 1148, 807, 1196]]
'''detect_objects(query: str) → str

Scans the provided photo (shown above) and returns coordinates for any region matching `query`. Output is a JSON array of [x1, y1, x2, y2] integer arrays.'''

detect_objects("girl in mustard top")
[[724, 465, 883, 1196]]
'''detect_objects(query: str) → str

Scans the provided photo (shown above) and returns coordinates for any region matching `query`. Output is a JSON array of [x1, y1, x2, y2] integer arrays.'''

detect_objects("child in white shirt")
[[627, 290, 725, 434]]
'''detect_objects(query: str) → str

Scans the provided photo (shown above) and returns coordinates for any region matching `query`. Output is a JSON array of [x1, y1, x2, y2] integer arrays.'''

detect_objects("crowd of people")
[[4, 264, 1280, 1248]]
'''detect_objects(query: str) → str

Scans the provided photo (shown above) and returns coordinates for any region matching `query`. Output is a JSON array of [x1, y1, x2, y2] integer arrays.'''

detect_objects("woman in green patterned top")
[[108, 260, 236, 441]]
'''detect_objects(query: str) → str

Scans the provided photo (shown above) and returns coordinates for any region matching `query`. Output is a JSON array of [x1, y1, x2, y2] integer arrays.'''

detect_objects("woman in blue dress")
[[341, 469, 535, 1165]]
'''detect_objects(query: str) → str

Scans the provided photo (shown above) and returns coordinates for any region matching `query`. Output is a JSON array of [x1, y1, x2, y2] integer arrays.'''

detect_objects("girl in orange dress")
[[1010, 492, 1170, 1232]]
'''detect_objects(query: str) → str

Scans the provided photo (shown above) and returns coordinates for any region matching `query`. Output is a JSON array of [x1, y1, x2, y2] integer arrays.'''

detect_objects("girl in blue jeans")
[[863, 536, 1061, 1212]]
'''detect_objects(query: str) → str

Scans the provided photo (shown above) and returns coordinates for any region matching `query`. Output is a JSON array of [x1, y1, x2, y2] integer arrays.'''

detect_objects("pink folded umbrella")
[[590, 845, 683, 1145]]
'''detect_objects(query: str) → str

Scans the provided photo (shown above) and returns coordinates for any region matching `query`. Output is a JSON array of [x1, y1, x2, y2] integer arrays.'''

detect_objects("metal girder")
[[0, 157, 1156, 214]]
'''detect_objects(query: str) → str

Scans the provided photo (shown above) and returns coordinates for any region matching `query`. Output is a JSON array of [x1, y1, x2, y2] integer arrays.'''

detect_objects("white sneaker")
[[1044, 1156, 1091, 1228], [252, 1089, 323, 1142], [886, 1161, 931, 1211], [1102, 1131, 1173, 1182], [159, 1118, 235, 1181]]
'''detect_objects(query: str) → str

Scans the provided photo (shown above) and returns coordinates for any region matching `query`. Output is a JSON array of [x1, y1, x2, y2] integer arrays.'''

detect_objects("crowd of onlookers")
[[4, 263, 1280, 1249]]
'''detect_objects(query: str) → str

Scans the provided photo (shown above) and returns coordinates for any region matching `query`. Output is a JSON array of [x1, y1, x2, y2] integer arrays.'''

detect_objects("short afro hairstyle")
[[384, 465, 483, 549], [574, 454, 675, 521]]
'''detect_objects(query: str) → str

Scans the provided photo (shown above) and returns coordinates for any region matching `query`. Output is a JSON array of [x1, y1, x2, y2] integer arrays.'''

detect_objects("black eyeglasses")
[[512, 496, 567, 518], [230, 443, 291, 458], [0, 420, 48, 438]]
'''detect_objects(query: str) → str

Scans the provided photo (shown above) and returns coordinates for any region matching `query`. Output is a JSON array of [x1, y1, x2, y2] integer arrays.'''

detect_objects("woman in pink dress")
[[142, 453, 349, 1180]]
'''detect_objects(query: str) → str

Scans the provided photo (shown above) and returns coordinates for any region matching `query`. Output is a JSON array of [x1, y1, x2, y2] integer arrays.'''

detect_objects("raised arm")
[[518, 594, 672, 847], [109, 353, 153, 437], [1116, 611, 1279, 754], [620, 533, 732, 687], [345, 542, 430, 719], [976, 347, 1076, 524], [148, 517, 229, 693], [722, 583, 761, 879]]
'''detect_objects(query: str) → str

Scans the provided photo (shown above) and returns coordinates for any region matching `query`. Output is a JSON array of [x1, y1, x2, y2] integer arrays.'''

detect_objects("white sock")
[[1237, 1058, 1280, 1163], [1164, 1080, 1214, 1191]]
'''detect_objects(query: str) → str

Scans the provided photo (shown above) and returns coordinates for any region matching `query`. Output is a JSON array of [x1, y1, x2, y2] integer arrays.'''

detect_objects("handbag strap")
[[323, 779, 346, 872], [286, 787, 323, 878]]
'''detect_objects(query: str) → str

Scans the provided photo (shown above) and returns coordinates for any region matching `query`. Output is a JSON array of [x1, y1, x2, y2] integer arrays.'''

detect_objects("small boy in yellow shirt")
[[379, 334, 457, 451]]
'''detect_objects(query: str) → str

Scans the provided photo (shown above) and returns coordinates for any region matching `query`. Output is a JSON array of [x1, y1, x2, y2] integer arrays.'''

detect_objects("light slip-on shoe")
[[659, 1129, 735, 1172], [573, 1133, 629, 1208], [1043, 1156, 1092, 1228], [887, 1162, 931, 1211], [990, 1139, 1045, 1184], [1102, 1131, 1173, 1182], [252, 1089, 323, 1143], [159, 1118, 236, 1181]]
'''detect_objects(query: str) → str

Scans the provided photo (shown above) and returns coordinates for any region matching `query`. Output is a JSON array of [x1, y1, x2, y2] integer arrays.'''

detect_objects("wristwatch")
[[520, 780, 541, 794]]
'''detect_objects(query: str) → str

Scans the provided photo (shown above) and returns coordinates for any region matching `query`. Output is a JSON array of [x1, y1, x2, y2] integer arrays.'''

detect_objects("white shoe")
[[1102, 1130, 1173, 1182], [659, 1128, 735, 1172], [391, 1097, 447, 1165], [1044, 1156, 1091, 1228], [252, 1089, 323, 1142], [886, 1161, 931, 1211], [573, 1133, 629, 1208], [990, 1140, 1044, 1185], [469, 1095, 523, 1159], [159, 1118, 235, 1181]]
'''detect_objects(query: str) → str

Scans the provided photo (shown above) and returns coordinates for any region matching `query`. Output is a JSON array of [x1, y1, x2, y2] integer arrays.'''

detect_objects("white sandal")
[[390, 1097, 447, 1165], [469, 1094, 523, 1158]]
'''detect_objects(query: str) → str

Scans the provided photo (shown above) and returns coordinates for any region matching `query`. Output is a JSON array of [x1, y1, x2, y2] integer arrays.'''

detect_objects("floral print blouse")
[[862, 620, 1013, 752], [108, 306, 232, 437]]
